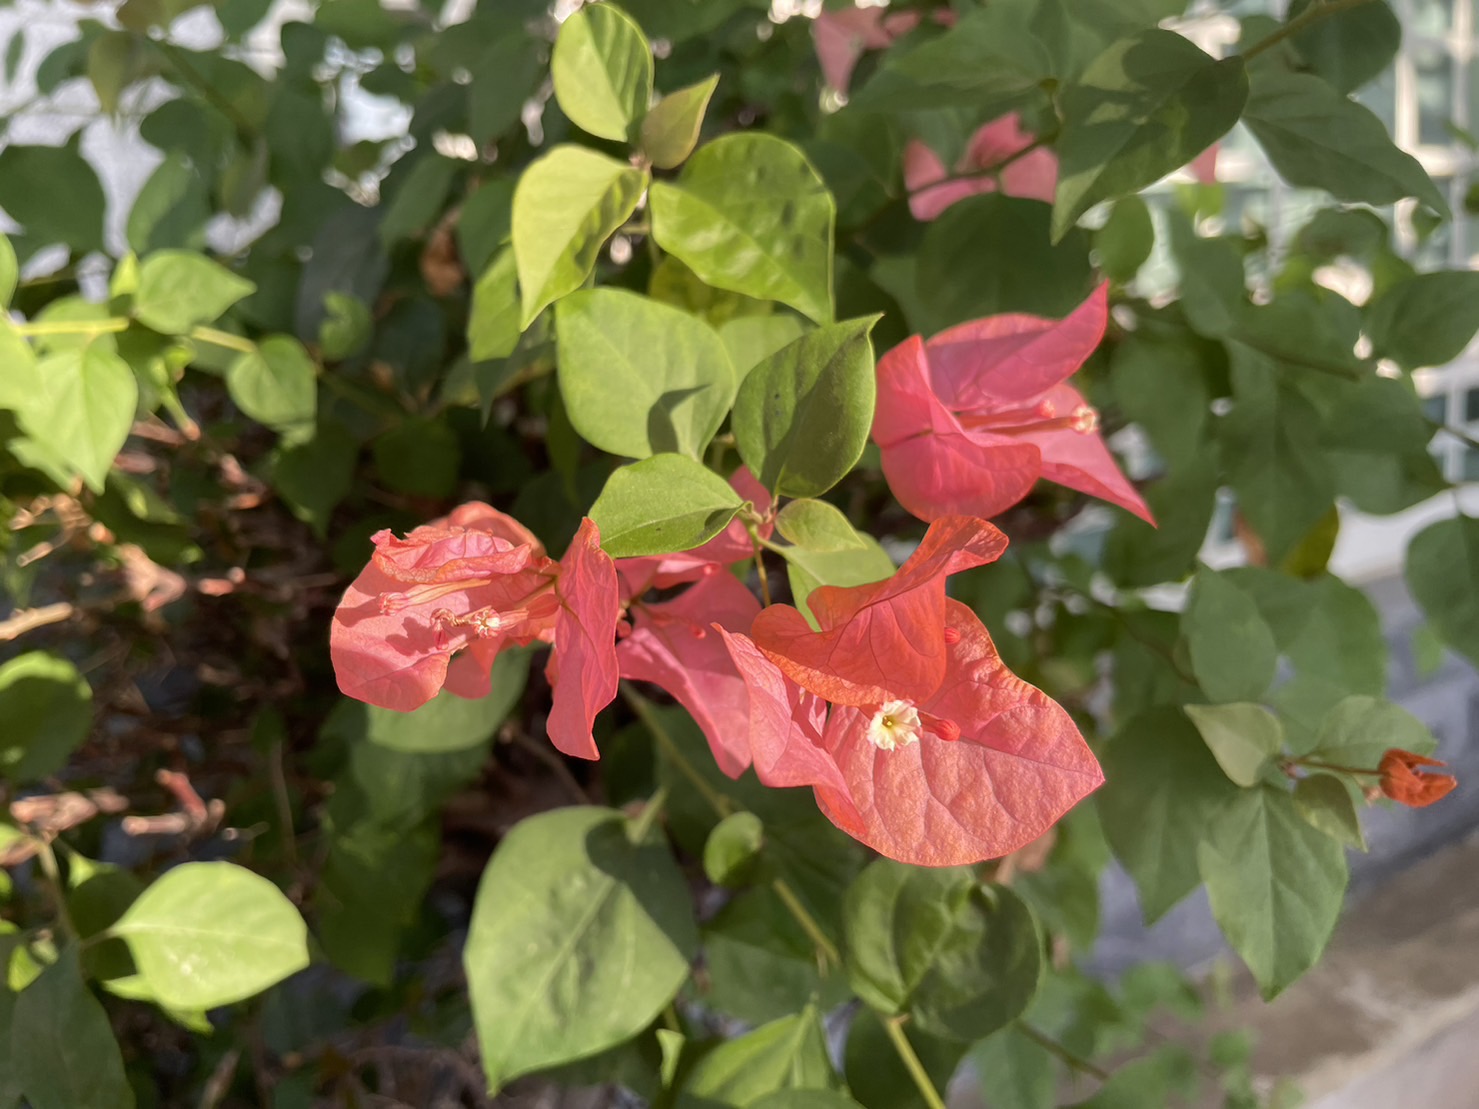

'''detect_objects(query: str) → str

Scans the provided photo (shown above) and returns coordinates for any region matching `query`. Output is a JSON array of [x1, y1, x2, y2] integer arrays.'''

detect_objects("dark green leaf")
[[1093, 195, 1154, 285], [1365, 270, 1479, 370], [466, 806, 698, 1093], [844, 1008, 967, 1109], [557, 288, 736, 459], [650, 133, 835, 324], [588, 453, 745, 557], [0, 143, 106, 252], [1405, 515, 1479, 670], [12, 949, 133, 1109], [731, 316, 877, 498], [1244, 69, 1448, 215], [843, 861, 1041, 1041], [1097, 707, 1240, 923], [915, 195, 1095, 331], [1052, 31, 1247, 240], [550, 2, 652, 143], [1183, 568, 1278, 703], [1288, 0, 1400, 96], [702, 890, 844, 1025], [1198, 785, 1348, 998], [272, 419, 356, 538], [371, 417, 461, 498], [0, 652, 92, 784]]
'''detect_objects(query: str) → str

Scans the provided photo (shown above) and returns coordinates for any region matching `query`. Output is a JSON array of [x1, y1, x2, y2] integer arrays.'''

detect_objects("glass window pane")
[[1463, 446, 1479, 482], [1358, 65, 1397, 134], [1424, 393, 1450, 423], [1411, 0, 1454, 38], [1466, 387, 1479, 422], [1415, 41, 1456, 145]]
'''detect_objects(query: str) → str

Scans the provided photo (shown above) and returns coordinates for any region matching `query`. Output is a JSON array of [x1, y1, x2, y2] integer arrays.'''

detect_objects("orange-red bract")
[[1378, 748, 1457, 808], [329, 503, 557, 712], [871, 285, 1154, 525], [544, 518, 621, 760], [904, 114, 1058, 221]]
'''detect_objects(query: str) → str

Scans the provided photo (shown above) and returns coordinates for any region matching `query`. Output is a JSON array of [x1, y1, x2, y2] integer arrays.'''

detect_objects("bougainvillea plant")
[[0, 0, 1472, 1105]]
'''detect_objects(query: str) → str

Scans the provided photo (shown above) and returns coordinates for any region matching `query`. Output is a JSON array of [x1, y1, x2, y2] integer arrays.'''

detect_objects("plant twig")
[[882, 1015, 948, 1109], [1241, 0, 1378, 62], [34, 838, 77, 942], [1016, 1022, 1110, 1082], [0, 602, 73, 641], [12, 318, 128, 339]]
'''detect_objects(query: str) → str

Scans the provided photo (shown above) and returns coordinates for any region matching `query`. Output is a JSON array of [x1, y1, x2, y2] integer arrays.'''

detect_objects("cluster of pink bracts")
[[331, 293, 1150, 866]]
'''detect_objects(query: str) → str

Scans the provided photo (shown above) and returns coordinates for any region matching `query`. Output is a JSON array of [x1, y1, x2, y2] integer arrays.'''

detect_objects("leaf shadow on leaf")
[[584, 820, 700, 958], [647, 384, 716, 456]]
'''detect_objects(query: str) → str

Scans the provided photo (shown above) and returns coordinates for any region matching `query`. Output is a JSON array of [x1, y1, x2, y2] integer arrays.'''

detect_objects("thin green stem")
[[1016, 1022, 1109, 1081], [630, 785, 670, 842], [621, 683, 734, 818], [1291, 757, 1379, 776], [34, 839, 77, 943], [13, 318, 128, 339], [1241, 0, 1378, 61], [772, 877, 839, 966], [191, 325, 256, 354], [882, 1015, 948, 1109], [752, 542, 773, 607]]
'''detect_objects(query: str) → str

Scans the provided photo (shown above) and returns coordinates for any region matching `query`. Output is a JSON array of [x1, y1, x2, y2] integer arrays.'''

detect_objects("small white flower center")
[[867, 700, 923, 751]]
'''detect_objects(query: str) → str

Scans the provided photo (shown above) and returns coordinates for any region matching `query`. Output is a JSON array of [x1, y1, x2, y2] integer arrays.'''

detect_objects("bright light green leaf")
[[1294, 774, 1366, 852], [512, 145, 647, 326], [133, 249, 255, 334], [468, 247, 522, 362], [1097, 707, 1241, 924], [556, 288, 736, 459], [226, 335, 316, 432], [111, 862, 310, 1010], [550, 2, 652, 143], [650, 133, 835, 323], [24, 344, 138, 492], [1244, 69, 1448, 216], [774, 499, 867, 552], [915, 195, 1096, 331], [676, 1006, 837, 1106], [1184, 702, 1283, 787], [0, 652, 92, 784], [0, 233, 15, 308], [784, 531, 894, 628], [843, 861, 1041, 1041], [360, 654, 528, 754], [1197, 785, 1348, 999], [1406, 514, 1479, 669], [731, 316, 877, 498], [703, 811, 764, 888], [720, 314, 809, 380], [1052, 31, 1247, 240], [1183, 568, 1278, 704], [1365, 271, 1479, 371], [588, 453, 744, 557], [318, 291, 372, 361], [466, 806, 697, 1093], [640, 74, 718, 169], [1094, 195, 1154, 285], [12, 949, 133, 1109]]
